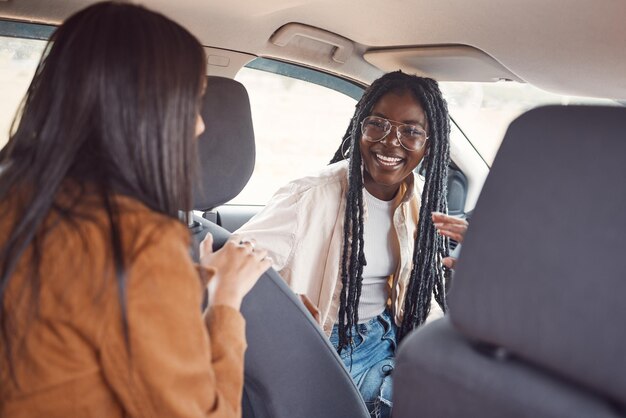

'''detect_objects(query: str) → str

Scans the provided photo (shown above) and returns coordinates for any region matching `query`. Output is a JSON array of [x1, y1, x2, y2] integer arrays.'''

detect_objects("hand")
[[299, 294, 321, 325], [200, 234, 271, 310], [432, 212, 469, 270]]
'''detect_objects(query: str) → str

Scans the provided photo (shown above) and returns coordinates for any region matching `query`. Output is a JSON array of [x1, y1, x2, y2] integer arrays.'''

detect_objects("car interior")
[[1, 0, 625, 417]]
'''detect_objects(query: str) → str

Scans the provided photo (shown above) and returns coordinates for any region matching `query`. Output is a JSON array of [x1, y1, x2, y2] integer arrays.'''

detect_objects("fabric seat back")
[[394, 105, 626, 417]]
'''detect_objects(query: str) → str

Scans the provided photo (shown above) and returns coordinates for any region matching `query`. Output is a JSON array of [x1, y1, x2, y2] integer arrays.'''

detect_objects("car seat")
[[191, 76, 370, 418], [393, 105, 626, 418]]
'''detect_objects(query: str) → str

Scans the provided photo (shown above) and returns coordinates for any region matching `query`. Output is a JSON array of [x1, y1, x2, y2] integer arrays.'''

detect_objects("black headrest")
[[448, 105, 626, 404], [193, 76, 255, 211]]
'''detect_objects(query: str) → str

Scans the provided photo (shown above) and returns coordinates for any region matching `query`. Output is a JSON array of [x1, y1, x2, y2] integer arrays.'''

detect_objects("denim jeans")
[[329, 310, 397, 418]]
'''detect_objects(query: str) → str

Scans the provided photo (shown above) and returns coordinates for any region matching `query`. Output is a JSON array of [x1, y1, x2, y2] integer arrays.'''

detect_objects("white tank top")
[[357, 188, 400, 323]]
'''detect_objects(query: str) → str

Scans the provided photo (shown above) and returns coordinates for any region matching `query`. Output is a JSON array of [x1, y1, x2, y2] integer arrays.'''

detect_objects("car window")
[[0, 35, 47, 148], [440, 81, 621, 165], [232, 61, 359, 205]]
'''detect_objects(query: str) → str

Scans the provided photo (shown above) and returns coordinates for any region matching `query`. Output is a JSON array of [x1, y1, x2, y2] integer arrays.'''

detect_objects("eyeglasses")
[[360, 116, 428, 151]]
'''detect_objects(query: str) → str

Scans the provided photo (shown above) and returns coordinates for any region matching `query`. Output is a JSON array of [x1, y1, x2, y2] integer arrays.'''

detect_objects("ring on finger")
[[239, 238, 256, 250]]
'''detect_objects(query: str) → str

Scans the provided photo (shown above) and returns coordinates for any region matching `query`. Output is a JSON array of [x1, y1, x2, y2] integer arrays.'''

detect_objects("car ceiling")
[[1, 0, 625, 99]]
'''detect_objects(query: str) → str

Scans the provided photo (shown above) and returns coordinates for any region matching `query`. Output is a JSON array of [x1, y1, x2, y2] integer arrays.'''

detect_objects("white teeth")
[[376, 153, 402, 165]]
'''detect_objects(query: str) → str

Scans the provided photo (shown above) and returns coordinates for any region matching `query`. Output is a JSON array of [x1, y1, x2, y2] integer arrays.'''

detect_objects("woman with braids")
[[237, 71, 467, 416], [0, 2, 270, 417], [235, 70, 467, 417]]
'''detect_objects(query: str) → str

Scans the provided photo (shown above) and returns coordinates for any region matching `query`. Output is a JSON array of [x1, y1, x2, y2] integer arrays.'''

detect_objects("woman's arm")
[[100, 222, 267, 417], [232, 183, 300, 276]]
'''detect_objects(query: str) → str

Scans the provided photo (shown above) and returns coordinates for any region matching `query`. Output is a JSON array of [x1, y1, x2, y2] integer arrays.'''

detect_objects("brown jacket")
[[0, 194, 246, 417]]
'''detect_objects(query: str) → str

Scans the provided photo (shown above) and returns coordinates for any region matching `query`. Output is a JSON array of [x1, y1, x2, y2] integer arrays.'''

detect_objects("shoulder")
[[114, 195, 184, 230], [277, 160, 348, 198], [114, 196, 189, 249], [64, 194, 189, 260]]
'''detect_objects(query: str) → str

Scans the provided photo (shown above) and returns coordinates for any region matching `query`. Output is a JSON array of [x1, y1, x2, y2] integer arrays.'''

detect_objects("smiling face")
[[360, 90, 428, 201]]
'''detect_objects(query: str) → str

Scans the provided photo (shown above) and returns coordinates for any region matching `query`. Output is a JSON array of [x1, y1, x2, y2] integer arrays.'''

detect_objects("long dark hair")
[[330, 71, 451, 352], [0, 1, 206, 379]]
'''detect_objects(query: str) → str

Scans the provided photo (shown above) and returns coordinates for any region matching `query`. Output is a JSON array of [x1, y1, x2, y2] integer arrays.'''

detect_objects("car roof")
[[1, 0, 625, 99]]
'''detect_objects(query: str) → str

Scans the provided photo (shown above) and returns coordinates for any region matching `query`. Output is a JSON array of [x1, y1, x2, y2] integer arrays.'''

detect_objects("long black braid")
[[330, 71, 451, 353]]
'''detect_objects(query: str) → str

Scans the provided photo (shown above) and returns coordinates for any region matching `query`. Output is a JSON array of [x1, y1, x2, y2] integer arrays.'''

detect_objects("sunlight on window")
[[0, 36, 47, 148], [440, 81, 619, 165], [233, 67, 357, 205]]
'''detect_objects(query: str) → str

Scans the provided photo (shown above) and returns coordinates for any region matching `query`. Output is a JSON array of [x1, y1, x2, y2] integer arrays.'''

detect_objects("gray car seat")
[[191, 76, 370, 418], [393, 105, 626, 418]]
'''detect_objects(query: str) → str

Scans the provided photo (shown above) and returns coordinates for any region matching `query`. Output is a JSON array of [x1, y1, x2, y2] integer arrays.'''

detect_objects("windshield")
[[440, 81, 621, 165]]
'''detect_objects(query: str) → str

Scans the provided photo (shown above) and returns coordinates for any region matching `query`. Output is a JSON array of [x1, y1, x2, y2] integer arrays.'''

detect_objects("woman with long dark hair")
[[0, 2, 269, 416], [235, 71, 468, 417]]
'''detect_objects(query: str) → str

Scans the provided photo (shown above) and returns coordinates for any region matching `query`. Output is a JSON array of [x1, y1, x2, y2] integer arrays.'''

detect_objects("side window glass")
[[233, 63, 359, 205], [0, 35, 47, 148]]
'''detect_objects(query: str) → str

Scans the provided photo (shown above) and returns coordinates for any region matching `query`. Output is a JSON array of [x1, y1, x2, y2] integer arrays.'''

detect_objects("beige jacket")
[[1, 193, 246, 418], [235, 160, 442, 335]]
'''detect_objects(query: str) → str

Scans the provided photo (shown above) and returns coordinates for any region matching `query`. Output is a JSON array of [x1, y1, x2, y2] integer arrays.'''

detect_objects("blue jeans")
[[329, 310, 397, 418]]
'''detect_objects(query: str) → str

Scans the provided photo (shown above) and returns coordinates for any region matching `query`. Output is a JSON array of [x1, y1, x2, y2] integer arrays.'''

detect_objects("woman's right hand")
[[200, 234, 271, 310]]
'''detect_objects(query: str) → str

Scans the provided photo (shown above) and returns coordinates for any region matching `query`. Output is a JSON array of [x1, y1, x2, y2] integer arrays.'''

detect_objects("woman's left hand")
[[432, 212, 469, 269]]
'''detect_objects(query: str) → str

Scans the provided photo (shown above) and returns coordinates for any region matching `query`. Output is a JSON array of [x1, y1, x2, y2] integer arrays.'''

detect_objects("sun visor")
[[364, 45, 522, 82]]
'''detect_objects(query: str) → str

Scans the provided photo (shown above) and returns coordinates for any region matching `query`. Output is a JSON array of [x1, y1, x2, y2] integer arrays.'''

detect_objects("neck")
[[362, 171, 400, 201]]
